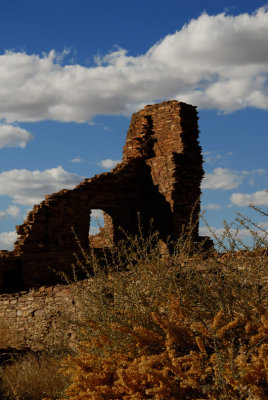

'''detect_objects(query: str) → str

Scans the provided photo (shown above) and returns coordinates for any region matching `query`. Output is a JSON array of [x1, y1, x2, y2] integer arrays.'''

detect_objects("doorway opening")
[[2, 261, 22, 293], [89, 209, 114, 248], [89, 209, 104, 236]]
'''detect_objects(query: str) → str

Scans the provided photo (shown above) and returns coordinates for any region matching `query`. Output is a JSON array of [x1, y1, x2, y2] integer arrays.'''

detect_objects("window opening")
[[89, 209, 114, 248], [89, 209, 104, 236], [2, 262, 22, 293]]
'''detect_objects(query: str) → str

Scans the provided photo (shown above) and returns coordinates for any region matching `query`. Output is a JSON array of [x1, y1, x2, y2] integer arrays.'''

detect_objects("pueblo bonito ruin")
[[0, 100, 210, 294]]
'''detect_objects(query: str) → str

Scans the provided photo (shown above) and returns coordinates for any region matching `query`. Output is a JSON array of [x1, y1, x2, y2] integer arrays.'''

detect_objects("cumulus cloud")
[[0, 205, 20, 219], [89, 226, 101, 235], [200, 222, 267, 245], [203, 150, 234, 165], [6, 205, 20, 217], [91, 209, 104, 220], [230, 190, 268, 206], [199, 225, 254, 241], [0, 123, 32, 148], [203, 203, 221, 210], [0, 166, 81, 206], [100, 159, 121, 169], [0, 210, 5, 219], [71, 156, 83, 163], [0, 231, 17, 250], [202, 168, 242, 190], [0, 8, 267, 123]]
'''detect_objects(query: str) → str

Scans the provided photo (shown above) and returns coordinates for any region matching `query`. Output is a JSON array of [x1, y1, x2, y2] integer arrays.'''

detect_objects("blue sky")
[[0, 0, 267, 249]]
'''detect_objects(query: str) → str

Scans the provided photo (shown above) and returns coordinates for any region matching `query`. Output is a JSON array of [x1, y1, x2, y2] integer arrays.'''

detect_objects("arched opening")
[[89, 209, 104, 235], [89, 209, 114, 248]]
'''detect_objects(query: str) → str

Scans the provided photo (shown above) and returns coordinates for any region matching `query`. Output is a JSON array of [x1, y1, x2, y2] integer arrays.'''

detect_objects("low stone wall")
[[0, 283, 76, 350], [1, 248, 266, 351]]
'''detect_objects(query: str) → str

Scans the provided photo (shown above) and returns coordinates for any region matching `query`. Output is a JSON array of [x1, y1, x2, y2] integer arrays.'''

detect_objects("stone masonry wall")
[[0, 100, 209, 294], [0, 283, 76, 350]]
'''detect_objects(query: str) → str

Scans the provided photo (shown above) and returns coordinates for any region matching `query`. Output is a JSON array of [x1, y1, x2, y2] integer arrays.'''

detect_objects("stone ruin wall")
[[0, 100, 210, 349], [1, 249, 267, 352], [0, 283, 76, 351], [0, 101, 206, 293]]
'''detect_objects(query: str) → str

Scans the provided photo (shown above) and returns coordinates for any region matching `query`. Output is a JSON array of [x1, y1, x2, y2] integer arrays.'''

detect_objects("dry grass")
[[0, 207, 267, 399], [55, 207, 267, 399], [0, 352, 68, 400]]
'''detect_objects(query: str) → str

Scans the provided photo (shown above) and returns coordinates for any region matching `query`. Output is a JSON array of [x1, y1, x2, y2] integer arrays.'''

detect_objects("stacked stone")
[[0, 100, 208, 293], [0, 284, 75, 350], [123, 101, 203, 238]]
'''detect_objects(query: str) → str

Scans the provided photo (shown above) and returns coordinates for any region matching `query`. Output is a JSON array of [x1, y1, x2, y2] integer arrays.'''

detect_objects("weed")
[[0, 352, 68, 400], [57, 207, 267, 399], [1, 207, 267, 399]]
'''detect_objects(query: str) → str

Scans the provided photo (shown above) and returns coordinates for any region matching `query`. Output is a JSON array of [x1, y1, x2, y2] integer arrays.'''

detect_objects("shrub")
[[1, 209, 266, 399], [60, 301, 268, 400], [57, 208, 268, 399]]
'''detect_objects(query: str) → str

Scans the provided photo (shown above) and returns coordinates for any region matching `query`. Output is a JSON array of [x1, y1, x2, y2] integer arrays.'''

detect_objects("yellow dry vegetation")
[[57, 297, 268, 400], [2, 207, 267, 400]]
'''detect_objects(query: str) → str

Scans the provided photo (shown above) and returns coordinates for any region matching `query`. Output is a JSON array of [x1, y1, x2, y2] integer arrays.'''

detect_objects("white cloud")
[[230, 190, 268, 206], [0, 205, 20, 219], [202, 168, 242, 190], [204, 203, 221, 210], [0, 210, 5, 219], [89, 226, 101, 235], [0, 231, 17, 250], [71, 156, 83, 163], [199, 225, 254, 240], [252, 169, 266, 175], [203, 150, 233, 165], [100, 159, 121, 169], [91, 209, 104, 220], [0, 8, 268, 123], [242, 169, 266, 175], [0, 166, 81, 206], [200, 222, 267, 244], [6, 205, 20, 217], [0, 123, 32, 148]]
